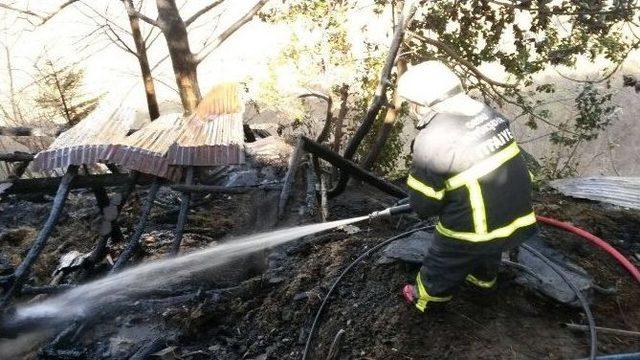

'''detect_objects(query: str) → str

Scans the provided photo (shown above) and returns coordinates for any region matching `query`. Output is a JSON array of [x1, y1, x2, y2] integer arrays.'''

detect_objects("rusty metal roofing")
[[31, 103, 136, 171], [550, 177, 640, 210], [103, 113, 184, 181], [167, 83, 245, 167]]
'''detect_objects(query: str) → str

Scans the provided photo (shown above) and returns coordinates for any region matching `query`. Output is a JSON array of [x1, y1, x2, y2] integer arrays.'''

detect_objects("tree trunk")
[[3, 44, 22, 123], [50, 62, 73, 124], [332, 84, 349, 153], [124, 0, 160, 120], [328, 8, 410, 197], [360, 59, 407, 170], [156, 0, 201, 114]]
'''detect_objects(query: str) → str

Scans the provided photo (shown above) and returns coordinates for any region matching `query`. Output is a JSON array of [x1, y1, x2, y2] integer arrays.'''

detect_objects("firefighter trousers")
[[418, 236, 503, 298]]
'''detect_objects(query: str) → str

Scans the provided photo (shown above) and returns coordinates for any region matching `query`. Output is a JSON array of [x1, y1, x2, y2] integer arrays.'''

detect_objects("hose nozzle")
[[368, 204, 412, 220]]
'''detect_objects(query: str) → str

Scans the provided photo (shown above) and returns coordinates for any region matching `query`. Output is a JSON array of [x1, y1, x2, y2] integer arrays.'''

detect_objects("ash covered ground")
[[0, 184, 639, 359]]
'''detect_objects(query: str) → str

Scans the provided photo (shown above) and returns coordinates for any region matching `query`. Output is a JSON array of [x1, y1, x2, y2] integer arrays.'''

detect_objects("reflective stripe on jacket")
[[407, 107, 537, 247]]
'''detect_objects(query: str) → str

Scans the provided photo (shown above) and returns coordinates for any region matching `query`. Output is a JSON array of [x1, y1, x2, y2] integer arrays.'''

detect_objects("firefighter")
[[397, 61, 538, 312]]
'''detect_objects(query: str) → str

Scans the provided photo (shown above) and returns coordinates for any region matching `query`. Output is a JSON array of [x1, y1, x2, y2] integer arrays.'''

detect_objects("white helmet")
[[397, 61, 463, 107]]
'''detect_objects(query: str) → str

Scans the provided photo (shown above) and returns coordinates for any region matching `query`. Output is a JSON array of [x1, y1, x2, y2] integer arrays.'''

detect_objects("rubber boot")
[[402, 273, 452, 312]]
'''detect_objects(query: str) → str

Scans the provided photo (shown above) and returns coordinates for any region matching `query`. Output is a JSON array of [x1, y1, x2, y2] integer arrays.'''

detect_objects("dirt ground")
[[0, 184, 639, 359]]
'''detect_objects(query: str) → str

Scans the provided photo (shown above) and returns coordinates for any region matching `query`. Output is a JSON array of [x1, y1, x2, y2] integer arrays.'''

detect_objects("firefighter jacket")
[[407, 106, 538, 252]]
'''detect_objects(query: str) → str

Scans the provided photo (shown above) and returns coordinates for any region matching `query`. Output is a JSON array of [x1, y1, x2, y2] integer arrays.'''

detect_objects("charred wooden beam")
[[300, 137, 406, 199], [169, 183, 256, 194], [0, 126, 35, 136], [169, 166, 194, 257], [130, 338, 168, 360], [1, 165, 79, 308], [0, 152, 34, 162], [21, 285, 75, 295], [0, 173, 152, 196], [110, 178, 162, 273], [8, 161, 29, 179]]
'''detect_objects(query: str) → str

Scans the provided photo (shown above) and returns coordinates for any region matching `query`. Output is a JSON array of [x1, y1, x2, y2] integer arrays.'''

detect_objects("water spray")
[[0, 203, 414, 339]]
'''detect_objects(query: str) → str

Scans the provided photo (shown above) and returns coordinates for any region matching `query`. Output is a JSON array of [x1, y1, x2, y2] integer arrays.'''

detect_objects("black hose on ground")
[[303, 234, 598, 360], [520, 243, 597, 360], [302, 226, 429, 360]]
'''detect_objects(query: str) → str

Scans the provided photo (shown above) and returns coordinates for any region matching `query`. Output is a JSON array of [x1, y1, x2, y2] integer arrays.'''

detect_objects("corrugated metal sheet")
[[103, 113, 184, 181], [550, 177, 640, 210], [31, 103, 136, 171], [167, 83, 245, 167]]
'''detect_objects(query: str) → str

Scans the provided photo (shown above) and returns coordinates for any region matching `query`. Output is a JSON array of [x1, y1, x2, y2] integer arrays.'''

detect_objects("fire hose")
[[303, 205, 640, 360], [535, 216, 640, 283]]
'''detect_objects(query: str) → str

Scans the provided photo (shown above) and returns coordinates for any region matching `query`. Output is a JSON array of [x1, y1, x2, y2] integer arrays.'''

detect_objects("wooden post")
[[305, 156, 318, 216], [319, 172, 329, 222], [169, 166, 194, 257], [1, 165, 79, 308], [77, 172, 139, 280], [312, 155, 329, 222], [110, 177, 162, 273], [92, 187, 125, 244], [278, 137, 305, 217]]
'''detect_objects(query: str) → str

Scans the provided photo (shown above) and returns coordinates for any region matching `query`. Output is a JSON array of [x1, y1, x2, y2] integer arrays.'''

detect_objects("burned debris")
[[1, 1, 640, 359]]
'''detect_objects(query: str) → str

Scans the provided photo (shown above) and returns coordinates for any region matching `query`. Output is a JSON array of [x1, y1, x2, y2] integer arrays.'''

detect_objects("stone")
[[293, 292, 308, 301], [224, 170, 259, 187], [0, 253, 13, 275], [516, 237, 595, 307], [281, 309, 293, 321], [268, 276, 285, 285], [338, 224, 361, 235], [150, 346, 177, 360], [377, 231, 433, 265], [54, 251, 90, 276]]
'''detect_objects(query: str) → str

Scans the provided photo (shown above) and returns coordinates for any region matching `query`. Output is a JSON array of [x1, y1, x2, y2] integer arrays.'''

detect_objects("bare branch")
[[0, 3, 41, 19], [551, 38, 640, 84], [299, 92, 334, 143], [104, 23, 138, 57], [185, 0, 225, 27], [1, 0, 81, 25], [407, 30, 518, 88], [78, 1, 132, 35], [153, 76, 180, 95], [194, 0, 268, 64], [145, 27, 164, 50], [122, 0, 159, 28], [150, 54, 170, 71], [299, 92, 330, 102], [40, 0, 81, 24]]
